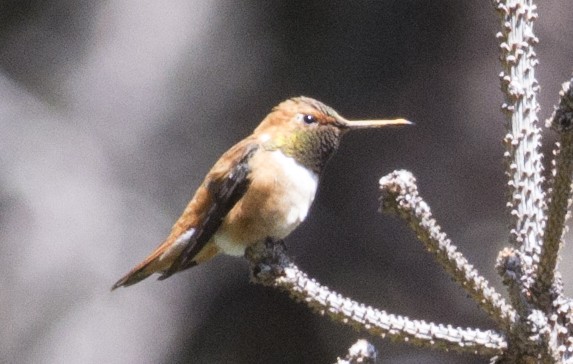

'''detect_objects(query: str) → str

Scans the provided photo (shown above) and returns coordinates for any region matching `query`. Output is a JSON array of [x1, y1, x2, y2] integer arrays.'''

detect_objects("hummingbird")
[[112, 96, 410, 289]]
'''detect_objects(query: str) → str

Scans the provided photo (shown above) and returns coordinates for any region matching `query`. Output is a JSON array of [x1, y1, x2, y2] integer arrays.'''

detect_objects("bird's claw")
[[245, 238, 290, 285]]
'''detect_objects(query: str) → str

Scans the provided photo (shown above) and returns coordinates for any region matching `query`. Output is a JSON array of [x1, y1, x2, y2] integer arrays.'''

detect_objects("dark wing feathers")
[[158, 144, 258, 279]]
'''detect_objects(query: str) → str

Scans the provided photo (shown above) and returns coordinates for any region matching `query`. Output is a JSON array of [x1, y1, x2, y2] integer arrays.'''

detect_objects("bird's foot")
[[245, 238, 291, 286]]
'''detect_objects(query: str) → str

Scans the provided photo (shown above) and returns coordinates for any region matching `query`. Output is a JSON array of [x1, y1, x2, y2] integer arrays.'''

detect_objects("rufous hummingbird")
[[112, 96, 411, 289]]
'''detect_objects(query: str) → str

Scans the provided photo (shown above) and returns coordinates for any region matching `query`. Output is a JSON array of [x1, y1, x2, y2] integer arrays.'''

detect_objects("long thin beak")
[[342, 118, 413, 130]]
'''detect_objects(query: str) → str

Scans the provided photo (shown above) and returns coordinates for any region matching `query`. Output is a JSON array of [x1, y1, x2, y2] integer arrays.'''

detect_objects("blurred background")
[[1, 1, 573, 363]]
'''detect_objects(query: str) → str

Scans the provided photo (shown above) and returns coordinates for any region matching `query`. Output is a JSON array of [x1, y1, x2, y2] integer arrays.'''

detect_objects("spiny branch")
[[245, 239, 507, 357], [335, 339, 378, 364], [379, 170, 516, 330], [494, 0, 544, 275], [536, 78, 573, 303]]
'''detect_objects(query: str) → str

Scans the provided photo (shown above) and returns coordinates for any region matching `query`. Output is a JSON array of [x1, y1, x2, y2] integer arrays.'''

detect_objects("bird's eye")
[[301, 114, 317, 124]]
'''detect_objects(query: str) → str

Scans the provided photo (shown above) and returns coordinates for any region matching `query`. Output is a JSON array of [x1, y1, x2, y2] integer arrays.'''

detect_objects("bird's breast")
[[266, 150, 319, 227], [214, 149, 319, 255]]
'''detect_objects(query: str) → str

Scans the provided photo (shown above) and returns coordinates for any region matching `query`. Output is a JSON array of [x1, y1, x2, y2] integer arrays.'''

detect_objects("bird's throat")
[[274, 128, 341, 174]]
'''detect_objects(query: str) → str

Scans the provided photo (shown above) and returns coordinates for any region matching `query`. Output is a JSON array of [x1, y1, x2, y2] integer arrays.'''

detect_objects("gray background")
[[1, 1, 573, 363]]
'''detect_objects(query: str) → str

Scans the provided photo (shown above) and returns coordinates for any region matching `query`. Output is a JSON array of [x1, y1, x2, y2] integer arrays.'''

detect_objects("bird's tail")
[[111, 266, 153, 290], [111, 239, 176, 290], [112, 224, 223, 290]]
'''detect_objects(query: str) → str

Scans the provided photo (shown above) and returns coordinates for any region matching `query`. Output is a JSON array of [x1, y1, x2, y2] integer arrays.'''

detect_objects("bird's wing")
[[159, 142, 259, 279], [112, 140, 259, 289]]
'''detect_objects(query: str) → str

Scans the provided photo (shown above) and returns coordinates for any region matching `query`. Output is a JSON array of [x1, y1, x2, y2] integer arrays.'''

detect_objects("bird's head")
[[254, 96, 412, 173]]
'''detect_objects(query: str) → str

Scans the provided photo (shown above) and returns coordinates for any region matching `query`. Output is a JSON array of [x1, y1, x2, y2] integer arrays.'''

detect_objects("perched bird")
[[112, 96, 410, 289]]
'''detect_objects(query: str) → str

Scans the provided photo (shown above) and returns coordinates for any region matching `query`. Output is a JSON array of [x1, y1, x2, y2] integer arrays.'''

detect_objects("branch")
[[537, 78, 573, 303], [493, 0, 545, 275], [496, 247, 557, 362], [335, 339, 378, 364], [245, 239, 507, 357], [379, 170, 516, 330]]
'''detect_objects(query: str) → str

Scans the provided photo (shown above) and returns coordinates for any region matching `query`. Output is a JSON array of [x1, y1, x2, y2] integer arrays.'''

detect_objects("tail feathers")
[[111, 268, 154, 290], [111, 241, 175, 290], [112, 233, 220, 290]]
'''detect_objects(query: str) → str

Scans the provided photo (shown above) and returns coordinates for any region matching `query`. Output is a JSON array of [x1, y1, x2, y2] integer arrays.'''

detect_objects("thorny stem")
[[335, 339, 378, 364], [492, 5, 550, 361], [379, 170, 516, 330], [493, 0, 545, 280], [537, 79, 573, 303], [245, 240, 507, 357]]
